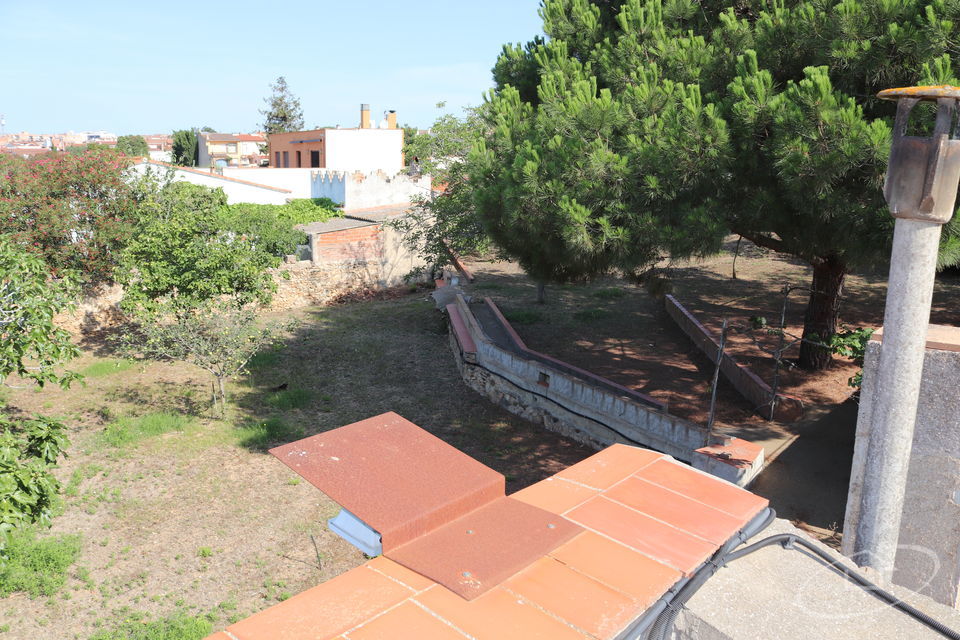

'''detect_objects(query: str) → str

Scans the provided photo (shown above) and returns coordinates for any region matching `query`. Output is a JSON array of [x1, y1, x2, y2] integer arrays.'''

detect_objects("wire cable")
[[721, 534, 960, 640]]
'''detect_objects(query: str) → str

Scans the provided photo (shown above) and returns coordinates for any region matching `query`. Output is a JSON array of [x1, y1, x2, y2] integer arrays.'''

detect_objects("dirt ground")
[[5, 239, 958, 637], [0, 295, 592, 639], [464, 237, 960, 433], [462, 239, 960, 542]]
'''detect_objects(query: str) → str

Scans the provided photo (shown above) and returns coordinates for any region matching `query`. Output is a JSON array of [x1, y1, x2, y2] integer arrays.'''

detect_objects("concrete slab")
[[679, 518, 960, 639]]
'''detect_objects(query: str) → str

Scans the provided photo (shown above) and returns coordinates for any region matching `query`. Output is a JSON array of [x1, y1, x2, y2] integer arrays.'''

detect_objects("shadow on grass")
[[227, 293, 594, 492]]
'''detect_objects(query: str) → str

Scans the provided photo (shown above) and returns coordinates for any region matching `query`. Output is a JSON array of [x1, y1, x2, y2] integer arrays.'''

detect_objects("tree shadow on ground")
[[227, 293, 595, 492]]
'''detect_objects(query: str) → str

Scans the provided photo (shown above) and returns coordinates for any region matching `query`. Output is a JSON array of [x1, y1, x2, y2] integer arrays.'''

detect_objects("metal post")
[[705, 318, 728, 446], [852, 86, 960, 579]]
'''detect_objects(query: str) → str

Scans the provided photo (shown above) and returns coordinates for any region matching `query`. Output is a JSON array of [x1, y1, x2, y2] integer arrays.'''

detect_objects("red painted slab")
[[388, 497, 582, 600], [270, 413, 504, 550], [446, 304, 477, 355]]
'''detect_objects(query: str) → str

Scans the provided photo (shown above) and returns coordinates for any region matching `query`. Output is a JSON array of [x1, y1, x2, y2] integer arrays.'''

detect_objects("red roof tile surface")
[[214, 422, 769, 640]]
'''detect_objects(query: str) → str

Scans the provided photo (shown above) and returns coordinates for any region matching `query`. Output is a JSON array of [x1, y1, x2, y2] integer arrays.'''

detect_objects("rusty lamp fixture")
[[853, 86, 960, 579]]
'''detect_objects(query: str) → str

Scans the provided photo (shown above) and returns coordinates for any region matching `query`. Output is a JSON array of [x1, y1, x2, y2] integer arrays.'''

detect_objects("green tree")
[[0, 238, 77, 531], [0, 148, 138, 287], [391, 106, 494, 277], [115, 135, 149, 157], [119, 300, 287, 413], [260, 76, 304, 135], [481, 0, 960, 368], [171, 129, 198, 166], [118, 182, 279, 314]]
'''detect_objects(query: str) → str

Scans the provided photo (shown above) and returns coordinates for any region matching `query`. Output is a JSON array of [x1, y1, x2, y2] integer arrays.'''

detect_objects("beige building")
[[197, 132, 267, 168]]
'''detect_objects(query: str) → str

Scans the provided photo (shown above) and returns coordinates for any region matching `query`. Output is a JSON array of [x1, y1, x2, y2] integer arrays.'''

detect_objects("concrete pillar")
[[852, 218, 943, 578]]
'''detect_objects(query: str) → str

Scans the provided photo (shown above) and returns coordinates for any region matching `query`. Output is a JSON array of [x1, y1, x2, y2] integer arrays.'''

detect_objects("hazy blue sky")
[[0, 1, 544, 135]]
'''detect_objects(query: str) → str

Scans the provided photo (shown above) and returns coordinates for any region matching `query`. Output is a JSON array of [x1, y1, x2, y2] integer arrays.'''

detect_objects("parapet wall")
[[664, 295, 804, 422], [311, 170, 431, 210]]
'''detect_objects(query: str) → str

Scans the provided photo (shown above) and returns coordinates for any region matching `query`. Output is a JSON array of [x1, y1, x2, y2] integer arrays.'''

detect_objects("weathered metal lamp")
[[881, 85, 960, 222], [853, 86, 960, 579]]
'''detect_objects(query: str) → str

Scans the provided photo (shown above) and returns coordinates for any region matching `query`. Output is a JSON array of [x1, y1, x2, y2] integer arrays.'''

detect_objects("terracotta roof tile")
[[511, 476, 598, 513], [210, 422, 771, 640], [504, 556, 643, 637], [604, 475, 747, 545], [345, 601, 469, 639], [414, 585, 590, 640], [387, 496, 580, 600], [366, 556, 435, 593], [566, 496, 717, 574], [269, 413, 504, 550], [226, 565, 413, 640], [548, 531, 681, 608], [554, 443, 663, 490], [634, 457, 768, 521]]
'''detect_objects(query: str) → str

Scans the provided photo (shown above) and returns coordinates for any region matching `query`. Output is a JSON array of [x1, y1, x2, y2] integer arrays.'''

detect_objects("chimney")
[[360, 104, 371, 129], [387, 110, 397, 129]]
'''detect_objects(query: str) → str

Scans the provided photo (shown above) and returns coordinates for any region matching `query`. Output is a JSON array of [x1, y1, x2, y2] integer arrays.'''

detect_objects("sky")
[[0, 1, 545, 135]]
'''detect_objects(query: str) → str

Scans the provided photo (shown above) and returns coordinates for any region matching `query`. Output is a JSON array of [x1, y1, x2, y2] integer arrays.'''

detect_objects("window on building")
[[296, 150, 302, 168], [283, 151, 289, 168], [275, 151, 280, 167], [226, 143, 237, 153], [311, 150, 320, 168]]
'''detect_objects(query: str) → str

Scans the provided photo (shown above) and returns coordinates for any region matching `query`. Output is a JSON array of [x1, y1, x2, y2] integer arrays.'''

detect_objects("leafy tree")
[[171, 129, 198, 166], [0, 238, 77, 532], [481, 0, 960, 368], [119, 300, 288, 413], [221, 198, 339, 257], [118, 182, 278, 314], [115, 135, 149, 157], [0, 148, 137, 287], [260, 76, 304, 135], [391, 106, 494, 276]]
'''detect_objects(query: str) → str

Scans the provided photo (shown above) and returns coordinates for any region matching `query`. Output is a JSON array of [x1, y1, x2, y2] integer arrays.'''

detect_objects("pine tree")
[[479, 0, 960, 368], [171, 129, 198, 167], [260, 76, 305, 135]]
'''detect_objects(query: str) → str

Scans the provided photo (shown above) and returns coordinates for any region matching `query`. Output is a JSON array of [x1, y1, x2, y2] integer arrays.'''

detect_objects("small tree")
[[118, 182, 278, 314], [260, 76, 304, 135], [115, 135, 149, 157], [171, 129, 198, 166], [120, 301, 287, 413]]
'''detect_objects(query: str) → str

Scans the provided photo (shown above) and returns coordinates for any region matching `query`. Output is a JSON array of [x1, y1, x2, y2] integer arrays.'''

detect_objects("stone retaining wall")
[[449, 295, 707, 462], [664, 295, 804, 422]]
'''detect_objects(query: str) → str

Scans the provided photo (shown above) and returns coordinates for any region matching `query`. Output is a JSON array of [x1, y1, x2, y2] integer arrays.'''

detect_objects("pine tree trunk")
[[798, 257, 847, 371], [536, 282, 546, 304]]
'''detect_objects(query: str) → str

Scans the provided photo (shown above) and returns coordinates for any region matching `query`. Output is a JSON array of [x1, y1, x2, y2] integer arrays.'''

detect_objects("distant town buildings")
[[267, 104, 404, 173], [197, 132, 267, 168]]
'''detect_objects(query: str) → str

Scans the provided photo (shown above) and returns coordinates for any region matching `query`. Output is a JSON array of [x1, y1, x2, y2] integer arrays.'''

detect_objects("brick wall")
[[664, 295, 804, 422]]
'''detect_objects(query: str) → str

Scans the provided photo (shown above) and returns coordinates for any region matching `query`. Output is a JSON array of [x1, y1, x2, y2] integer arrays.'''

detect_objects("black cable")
[[721, 534, 960, 640]]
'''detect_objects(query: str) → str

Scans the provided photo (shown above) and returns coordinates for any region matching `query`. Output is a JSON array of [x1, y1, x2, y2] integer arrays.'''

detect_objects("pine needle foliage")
[[478, 0, 960, 368]]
